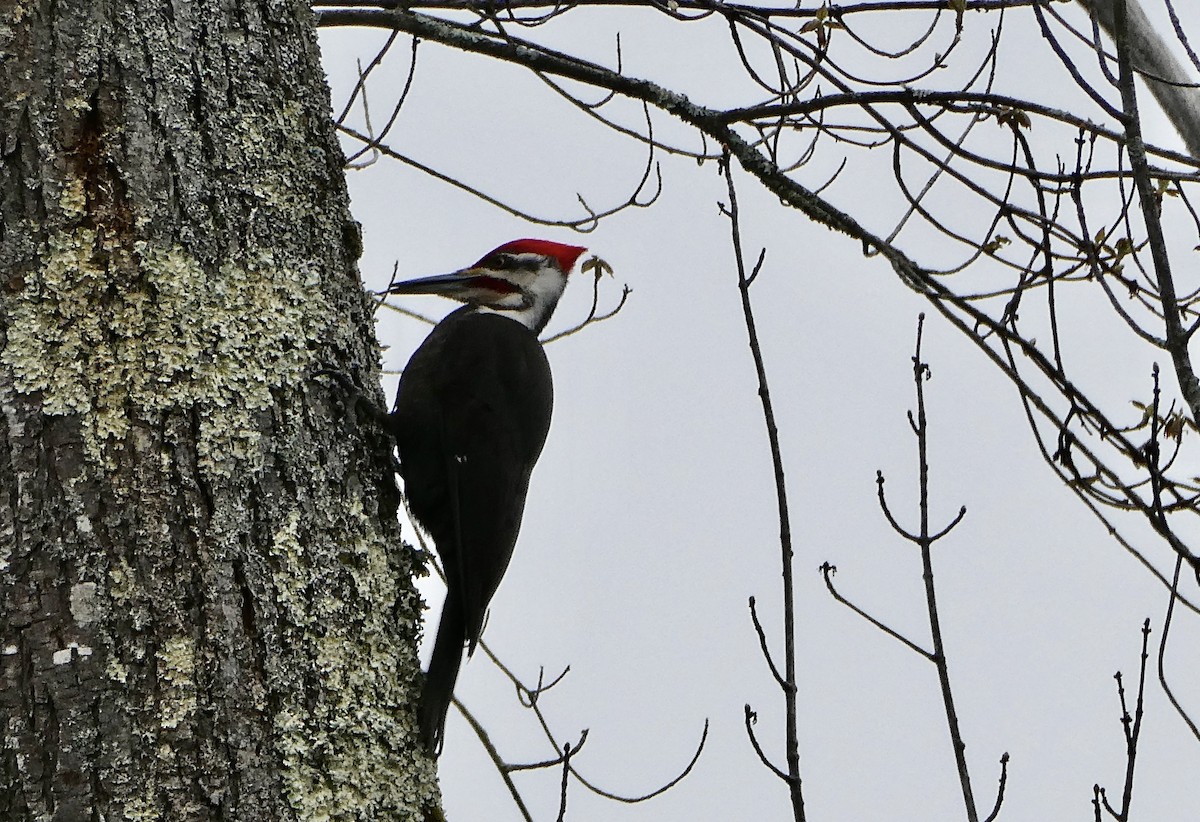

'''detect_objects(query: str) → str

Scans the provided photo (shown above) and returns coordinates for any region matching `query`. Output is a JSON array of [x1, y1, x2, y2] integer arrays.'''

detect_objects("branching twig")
[[1094, 618, 1153, 821], [907, 314, 978, 821], [723, 154, 805, 822]]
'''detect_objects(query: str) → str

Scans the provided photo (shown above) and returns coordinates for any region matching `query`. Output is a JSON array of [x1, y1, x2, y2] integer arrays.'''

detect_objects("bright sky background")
[[320, 3, 1200, 819]]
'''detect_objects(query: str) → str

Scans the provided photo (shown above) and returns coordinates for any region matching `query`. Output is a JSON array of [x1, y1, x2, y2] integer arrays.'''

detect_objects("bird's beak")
[[384, 270, 480, 298], [383, 268, 523, 307]]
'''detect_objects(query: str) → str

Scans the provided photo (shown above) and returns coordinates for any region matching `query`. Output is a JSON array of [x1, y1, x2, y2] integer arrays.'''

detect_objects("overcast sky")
[[320, 4, 1200, 819]]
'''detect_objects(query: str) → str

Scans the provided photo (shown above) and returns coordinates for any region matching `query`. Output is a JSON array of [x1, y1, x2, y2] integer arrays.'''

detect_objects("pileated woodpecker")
[[387, 238, 587, 754]]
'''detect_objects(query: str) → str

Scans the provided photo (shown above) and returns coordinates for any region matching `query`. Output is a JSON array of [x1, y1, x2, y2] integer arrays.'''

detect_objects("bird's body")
[[393, 309, 552, 746], [386, 239, 586, 753]]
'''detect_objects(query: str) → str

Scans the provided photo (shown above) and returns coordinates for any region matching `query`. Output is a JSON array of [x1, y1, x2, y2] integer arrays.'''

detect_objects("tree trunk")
[[0, 2, 438, 819]]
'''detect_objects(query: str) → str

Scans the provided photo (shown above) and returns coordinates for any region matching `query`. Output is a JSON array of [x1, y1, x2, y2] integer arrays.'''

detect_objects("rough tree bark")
[[0, 1, 438, 819]]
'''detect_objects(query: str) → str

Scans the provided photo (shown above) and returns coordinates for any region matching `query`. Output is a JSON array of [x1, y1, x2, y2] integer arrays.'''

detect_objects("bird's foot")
[[311, 364, 392, 429]]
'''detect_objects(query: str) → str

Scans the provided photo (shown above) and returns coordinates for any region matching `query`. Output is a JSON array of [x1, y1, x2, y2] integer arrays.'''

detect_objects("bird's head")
[[386, 239, 587, 333]]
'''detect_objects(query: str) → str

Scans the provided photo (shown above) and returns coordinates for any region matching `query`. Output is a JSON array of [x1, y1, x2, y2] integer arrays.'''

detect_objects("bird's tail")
[[419, 592, 466, 755]]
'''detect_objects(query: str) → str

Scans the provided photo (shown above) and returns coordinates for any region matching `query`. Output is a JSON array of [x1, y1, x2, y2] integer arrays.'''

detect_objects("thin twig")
[[723, 154, 805, 822], [908, 314, 979, 822], [819, 562, 934, 660], [454, 696, 536, 822], [982, 752, 1010, 822]]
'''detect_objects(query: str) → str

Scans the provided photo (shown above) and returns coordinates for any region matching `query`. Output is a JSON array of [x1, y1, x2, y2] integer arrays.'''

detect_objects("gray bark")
[[0, 1, 438, 819]]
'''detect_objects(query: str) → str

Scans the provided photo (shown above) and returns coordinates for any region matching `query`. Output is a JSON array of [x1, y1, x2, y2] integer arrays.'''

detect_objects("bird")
[[386, 238, 588, 754]]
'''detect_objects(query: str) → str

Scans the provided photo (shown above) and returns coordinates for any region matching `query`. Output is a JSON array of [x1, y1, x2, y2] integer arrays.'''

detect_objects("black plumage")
[[392, 307, 553, 753]]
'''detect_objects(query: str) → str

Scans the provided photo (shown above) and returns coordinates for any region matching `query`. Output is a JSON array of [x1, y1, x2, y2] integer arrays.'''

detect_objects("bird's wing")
[[435, 315, 552, 648], [396, 311, 553, 650]]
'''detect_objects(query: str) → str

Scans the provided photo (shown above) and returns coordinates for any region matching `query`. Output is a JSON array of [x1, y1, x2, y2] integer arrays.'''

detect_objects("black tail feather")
[[419, 591, 466, 755]]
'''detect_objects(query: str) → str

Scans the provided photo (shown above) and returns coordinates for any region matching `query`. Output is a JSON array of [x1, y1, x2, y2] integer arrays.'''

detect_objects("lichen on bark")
[[3, 232, 331, 473], [0, 1, 439, 819]]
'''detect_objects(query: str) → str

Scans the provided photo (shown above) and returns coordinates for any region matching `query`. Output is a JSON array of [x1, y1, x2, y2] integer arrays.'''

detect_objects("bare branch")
[[819, 562, 935, 660], [724, 153, 806, 822]]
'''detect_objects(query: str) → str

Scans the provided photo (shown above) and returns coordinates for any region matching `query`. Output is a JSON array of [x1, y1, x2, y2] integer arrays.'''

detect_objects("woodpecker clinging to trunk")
[[387, 238, 587, 754]]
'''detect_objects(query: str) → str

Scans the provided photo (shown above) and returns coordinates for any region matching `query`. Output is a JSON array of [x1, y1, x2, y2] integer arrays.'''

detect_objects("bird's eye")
[[491, 253, 517, 269]]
